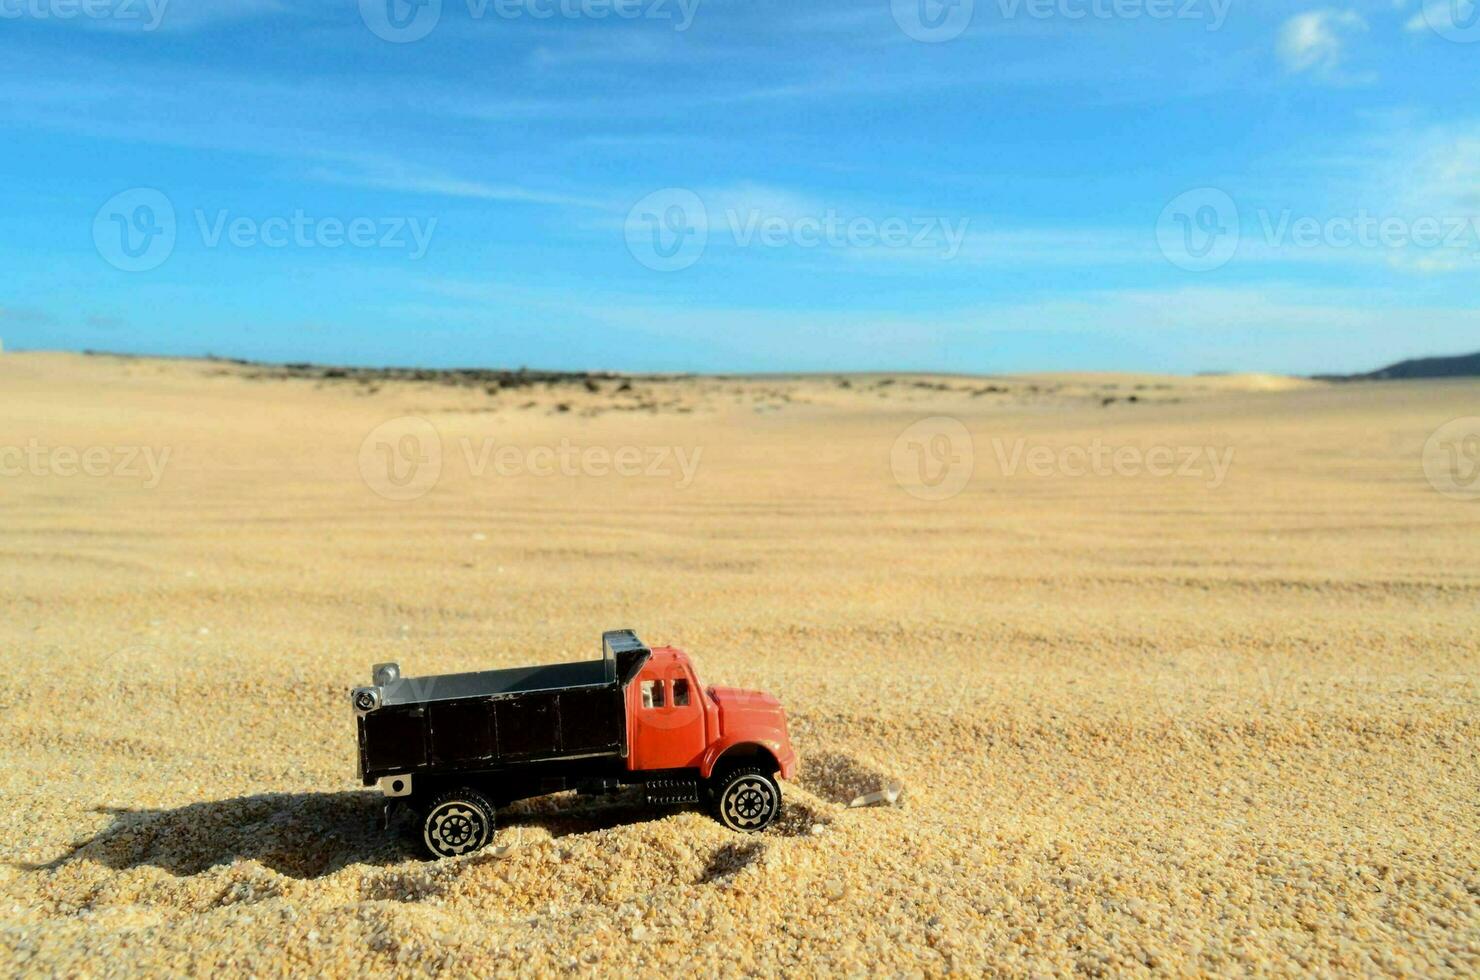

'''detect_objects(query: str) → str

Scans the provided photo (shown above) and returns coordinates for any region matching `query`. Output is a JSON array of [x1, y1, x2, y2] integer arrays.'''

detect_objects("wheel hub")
[[722, 776, 776, 829], [428, 804, 484, 856]]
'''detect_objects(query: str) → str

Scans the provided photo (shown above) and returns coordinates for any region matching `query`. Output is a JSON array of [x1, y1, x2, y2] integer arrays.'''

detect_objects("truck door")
[[628, 662, 706, 771]]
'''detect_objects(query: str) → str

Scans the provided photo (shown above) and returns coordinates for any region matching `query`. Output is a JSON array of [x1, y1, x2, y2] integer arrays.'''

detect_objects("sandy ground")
[[0, 352, 1476, 975]]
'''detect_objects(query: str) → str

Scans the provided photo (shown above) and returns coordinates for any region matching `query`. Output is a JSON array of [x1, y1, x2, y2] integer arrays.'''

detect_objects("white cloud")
[[1277, 10, 1368, 78]]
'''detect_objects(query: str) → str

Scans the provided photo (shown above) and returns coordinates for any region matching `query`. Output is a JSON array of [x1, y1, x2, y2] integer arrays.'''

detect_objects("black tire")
[[709, 766, 782, 833], [421, 788, 495, 859]]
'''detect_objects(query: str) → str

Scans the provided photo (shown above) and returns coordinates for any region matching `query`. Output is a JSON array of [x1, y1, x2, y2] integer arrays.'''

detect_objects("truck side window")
[[641, 680, 665, 709], [672, 678, 690, 706]]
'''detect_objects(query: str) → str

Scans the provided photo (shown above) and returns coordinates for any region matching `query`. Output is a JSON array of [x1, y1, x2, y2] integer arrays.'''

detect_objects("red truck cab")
[[626, 646, 797, 782]]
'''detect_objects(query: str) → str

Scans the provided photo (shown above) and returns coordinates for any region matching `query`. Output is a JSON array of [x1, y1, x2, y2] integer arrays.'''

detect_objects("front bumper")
[[775, 742, 798, 782]]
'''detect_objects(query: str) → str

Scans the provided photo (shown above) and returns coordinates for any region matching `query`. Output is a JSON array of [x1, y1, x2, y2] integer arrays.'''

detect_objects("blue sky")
[[1, 0, 1476, 374]]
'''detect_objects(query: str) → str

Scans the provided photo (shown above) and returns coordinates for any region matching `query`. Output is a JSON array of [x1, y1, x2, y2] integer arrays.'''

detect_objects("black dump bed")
[[356, 630, 651, 784]]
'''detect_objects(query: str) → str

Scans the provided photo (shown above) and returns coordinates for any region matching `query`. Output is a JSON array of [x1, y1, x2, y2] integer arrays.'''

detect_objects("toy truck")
[[352, 630, 797, 858]]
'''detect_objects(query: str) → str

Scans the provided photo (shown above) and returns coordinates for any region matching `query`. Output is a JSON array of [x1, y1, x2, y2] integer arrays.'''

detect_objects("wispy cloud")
[[444, 70, 966, 125], [1277, 9, 1370, 81], [304, 156, 614, 211]]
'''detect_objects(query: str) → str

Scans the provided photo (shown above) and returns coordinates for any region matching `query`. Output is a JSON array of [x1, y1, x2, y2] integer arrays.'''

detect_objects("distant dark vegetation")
[[1315, 351, 1480, 382], [82, 350, 664, 392], [231, 359, 653, 391]]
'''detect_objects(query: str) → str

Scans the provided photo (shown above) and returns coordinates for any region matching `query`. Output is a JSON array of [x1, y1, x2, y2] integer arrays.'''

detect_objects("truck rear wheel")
[[422, 788, 495, 859], [710, 766, 781, 833]]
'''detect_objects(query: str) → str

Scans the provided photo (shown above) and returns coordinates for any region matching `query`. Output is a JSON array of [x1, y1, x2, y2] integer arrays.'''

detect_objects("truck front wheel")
[[710, 766, 781, 833], [422, 788, 495, 859]]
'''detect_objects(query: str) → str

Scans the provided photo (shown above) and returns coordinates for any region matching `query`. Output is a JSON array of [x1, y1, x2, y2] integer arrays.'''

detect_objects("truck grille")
[[644, 779, 700, 806]]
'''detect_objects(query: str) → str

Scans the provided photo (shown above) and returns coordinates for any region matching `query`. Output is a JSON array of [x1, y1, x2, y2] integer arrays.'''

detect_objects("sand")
[[0, 352, 1476, 975]]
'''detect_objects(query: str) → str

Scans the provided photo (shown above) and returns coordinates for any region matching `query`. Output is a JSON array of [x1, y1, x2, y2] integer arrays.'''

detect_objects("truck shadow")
[[19, 792, 413, 880], [498, 789, 687, 839], [21, 790, 663, 881], [699, 840, 765, 883]]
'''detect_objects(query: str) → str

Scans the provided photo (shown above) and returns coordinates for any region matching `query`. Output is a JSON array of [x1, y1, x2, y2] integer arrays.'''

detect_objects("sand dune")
[[1, 353, 1476, 974]]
